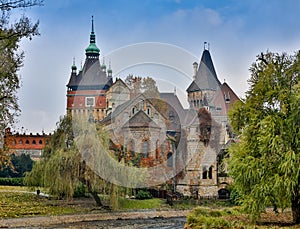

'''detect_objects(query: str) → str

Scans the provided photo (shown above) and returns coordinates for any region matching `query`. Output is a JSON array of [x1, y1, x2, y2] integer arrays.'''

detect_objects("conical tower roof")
[[187, 48, 221, 93], [67, 17, 112, 91]]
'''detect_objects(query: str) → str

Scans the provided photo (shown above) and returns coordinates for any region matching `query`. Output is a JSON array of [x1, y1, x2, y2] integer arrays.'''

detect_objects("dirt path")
[[0, 210, 190, 228]]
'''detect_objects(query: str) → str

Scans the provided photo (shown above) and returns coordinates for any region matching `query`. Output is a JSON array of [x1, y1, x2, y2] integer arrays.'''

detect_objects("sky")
[[14, 0, 300, 133]]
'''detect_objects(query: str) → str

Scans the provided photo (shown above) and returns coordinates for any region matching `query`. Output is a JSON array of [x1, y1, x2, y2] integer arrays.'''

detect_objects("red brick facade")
[[4, 128, 51, 160]]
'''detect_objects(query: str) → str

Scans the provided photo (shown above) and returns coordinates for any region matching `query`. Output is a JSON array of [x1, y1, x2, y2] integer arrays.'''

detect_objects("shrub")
[[0, 177, 24, 186], [136, 190, 152, 200]]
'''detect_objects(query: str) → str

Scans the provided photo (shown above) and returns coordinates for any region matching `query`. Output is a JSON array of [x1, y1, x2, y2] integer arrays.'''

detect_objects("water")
[[40, 217, 186, 229]]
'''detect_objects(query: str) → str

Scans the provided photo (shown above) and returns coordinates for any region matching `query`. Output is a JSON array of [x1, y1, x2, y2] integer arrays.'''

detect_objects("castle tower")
[[66, 17, 113, 121], [186, 44, 221, 110]]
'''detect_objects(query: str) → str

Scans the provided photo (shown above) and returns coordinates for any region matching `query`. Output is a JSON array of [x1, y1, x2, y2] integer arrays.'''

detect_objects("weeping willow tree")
[[25, 115, 113, 206], [228, 51, 300, 223]]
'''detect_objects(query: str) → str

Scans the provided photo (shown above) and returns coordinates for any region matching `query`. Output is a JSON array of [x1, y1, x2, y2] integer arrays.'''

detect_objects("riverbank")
[[0, 210, 190, 228]]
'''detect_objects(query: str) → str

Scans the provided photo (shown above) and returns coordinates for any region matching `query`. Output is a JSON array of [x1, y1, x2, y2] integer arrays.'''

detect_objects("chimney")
[[193, 62, 198, 79]]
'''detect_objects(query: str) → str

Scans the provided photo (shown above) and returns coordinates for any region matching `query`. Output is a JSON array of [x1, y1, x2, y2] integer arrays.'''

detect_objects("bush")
[[187, 214, 231, 228], [0, 177, 24, 186], [136, 190, 152, 200], [73, 183, 86, 197]]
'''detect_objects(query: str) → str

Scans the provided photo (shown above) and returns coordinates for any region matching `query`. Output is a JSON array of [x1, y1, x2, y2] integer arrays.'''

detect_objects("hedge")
[[0, 177, 24, 186]]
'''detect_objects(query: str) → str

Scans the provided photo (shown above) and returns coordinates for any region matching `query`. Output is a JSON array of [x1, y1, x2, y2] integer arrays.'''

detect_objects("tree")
[[0, 0, 43, 164], [124, 75, 159, 99], [0, 153, 33, 177], [25, 116, 109, 206], [141, 76, 159, 98], [228, 51, 300, 223]]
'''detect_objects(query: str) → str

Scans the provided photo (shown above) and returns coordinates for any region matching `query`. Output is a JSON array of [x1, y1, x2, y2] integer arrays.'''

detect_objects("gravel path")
[[0, 210, 190, 228]]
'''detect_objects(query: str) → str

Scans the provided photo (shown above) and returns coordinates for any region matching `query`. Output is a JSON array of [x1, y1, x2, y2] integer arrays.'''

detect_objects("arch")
[[25, 140, 30, 145], [167, 152, 173, 167], [218, 188, 230, 199], [19, 139, 23, 144], [132, 106, 136, 115], [202, 166, 208, 179], [143, 140, 149, 158], [155, 140, 160, 159], [208, 166, 213, 179], [39, 140, 43, 144], [129, 139, 135, 156], [32, 140, 36, 144]]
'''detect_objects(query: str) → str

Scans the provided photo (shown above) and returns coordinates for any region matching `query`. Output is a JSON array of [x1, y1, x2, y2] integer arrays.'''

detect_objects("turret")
[[85, 16, 100, 58], [193, 62, 198, 79], [71, 58, 77, 75]]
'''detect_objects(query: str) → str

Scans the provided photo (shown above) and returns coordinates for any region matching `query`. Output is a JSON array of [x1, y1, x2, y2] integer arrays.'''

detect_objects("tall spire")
[[85, 16, 100, 56]]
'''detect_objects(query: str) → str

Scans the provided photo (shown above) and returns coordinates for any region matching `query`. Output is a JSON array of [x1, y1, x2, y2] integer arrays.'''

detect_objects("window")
[[85, 97, 95, 107], [132, 107, 136, 115], [143, 141, 149, 158], [202, 166, 208, 179], [169, 111, 174, 122], [129, 140, 135, 156], [32, 140, 36, 144], [167, 152, 173, 167], [146, 107, 151, 115], [39, 140, 43, 144], [208, 166, 213, 179], [25, 140, 30, 145], [19, 140, 23, 144], [155, 140, 160, 159]]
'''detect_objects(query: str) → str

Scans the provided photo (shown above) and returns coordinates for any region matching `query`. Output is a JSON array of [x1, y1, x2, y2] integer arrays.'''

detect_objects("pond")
[[29, 217, 186, 229]]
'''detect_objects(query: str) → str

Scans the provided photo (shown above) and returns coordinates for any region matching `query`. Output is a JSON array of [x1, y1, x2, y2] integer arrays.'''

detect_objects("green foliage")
[[25, 116, 109, 205], [0, 191, 83, 218], [0, 0, 42, 132], [136, 189, 152, 200], [186, 207, 241, 229], [0, 153, 33, 177], [118, 197, 163, 210], [0, 177, 24, 186], [228, 51, 300, 222]]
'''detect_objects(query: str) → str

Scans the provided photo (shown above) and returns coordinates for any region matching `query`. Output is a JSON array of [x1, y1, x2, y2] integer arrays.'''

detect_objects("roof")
[[122, 110, 161, 129], [67, 18, 112, 91], [187, 49, 221, 92], [211, 82, 240, 116]]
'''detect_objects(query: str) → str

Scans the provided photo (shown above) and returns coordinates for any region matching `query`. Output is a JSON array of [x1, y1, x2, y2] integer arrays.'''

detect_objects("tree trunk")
[[292, 194, 300, 224], [90, 190, 103, 207], [110, 183, 118, 210], [85, 180, 103, 207]]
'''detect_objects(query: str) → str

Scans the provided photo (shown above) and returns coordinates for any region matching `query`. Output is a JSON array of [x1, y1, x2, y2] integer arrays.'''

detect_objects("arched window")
[[39, 140, 43, 144], [155, 140, 160, 159], [132, 107, 136, 115], [146, 107, 151, 115], [202, 166, 208, 179], [19, 140, 23, 144], [143, 141, 149, 158], [208, 166, 213, 179], [169, 111, 174, 121], [32, 140, 36, 144], [167, 152, 173, 167], [25, 140, 30, 145], [129, 140, 135, 156]]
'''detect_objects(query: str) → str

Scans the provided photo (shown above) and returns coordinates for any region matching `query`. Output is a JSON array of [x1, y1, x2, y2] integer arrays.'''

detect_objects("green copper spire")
[[85, 16, 100, 55]]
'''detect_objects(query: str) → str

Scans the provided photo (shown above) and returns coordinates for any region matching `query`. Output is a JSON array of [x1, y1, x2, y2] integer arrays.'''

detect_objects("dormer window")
[[169, 111, 174, 122], [224, 92, 231, 104]]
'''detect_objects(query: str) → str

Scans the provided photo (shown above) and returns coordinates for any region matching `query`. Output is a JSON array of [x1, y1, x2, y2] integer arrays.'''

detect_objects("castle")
[[66, 18, 240, 197]]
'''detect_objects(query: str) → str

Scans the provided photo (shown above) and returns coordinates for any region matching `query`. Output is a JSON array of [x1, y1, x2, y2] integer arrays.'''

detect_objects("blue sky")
[[16, 0, 300, 133]]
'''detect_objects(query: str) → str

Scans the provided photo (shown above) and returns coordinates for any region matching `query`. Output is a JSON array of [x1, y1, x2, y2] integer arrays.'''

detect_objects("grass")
[[0, 192, 84, 218], [186, 206, 299, 229], [118, 197, 166, 210], [0, 186, 95, 218]]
